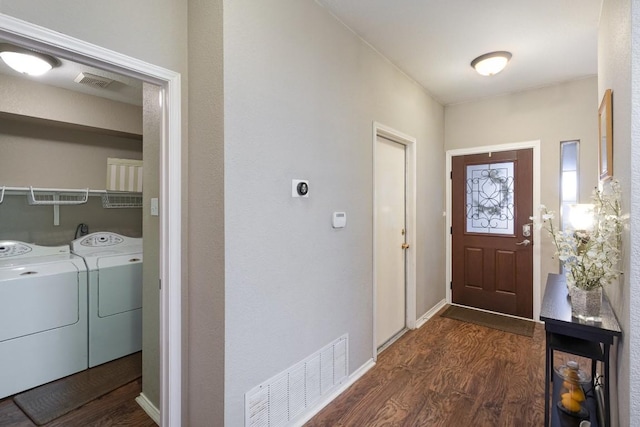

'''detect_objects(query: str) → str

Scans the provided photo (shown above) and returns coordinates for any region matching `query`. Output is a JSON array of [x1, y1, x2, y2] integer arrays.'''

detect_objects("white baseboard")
[[416, 299, 447, 328], [136, 392, 160, 426], [291, 358, 376, 426]]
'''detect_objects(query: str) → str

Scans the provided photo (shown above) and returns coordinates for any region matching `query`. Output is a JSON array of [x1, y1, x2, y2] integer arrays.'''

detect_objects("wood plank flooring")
[[0, 306, 589, 426], [0, 378, 155, 427], [306, 306, 584, 427]]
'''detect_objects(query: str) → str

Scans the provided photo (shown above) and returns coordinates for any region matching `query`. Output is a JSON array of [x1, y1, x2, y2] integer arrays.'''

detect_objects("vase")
[[571, 287, 602, 322]]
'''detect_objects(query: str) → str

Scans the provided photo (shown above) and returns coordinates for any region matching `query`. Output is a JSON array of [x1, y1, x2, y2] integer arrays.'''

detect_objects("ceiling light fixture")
[[471, 51, 512, 76], [0, 43, 59, 76]]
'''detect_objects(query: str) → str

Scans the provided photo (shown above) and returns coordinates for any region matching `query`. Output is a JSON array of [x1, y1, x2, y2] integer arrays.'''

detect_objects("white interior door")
[[375, 136, 407, 349]]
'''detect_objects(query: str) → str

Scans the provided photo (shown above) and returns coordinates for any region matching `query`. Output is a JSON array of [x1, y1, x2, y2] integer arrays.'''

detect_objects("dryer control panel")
[[79, 233, 124, 247], [0, 242, 32, 258], [0, 242, 69, 259]]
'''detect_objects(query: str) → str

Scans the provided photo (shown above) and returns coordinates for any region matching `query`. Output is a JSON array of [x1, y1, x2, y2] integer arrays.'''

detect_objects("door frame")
[[445, 140, 541, 320], [0, 14, 182, 426], [372, 122, 416, 360]]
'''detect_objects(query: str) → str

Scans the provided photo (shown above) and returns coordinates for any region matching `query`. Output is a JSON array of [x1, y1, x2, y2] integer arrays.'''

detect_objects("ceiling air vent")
[[74, 72, 114, 89]]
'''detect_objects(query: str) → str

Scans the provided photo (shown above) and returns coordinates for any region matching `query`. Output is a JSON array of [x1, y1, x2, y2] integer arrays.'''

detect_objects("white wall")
[[598, 1, 634, 426], [223, 0, 444, 423], [445, 77, 599, 300]]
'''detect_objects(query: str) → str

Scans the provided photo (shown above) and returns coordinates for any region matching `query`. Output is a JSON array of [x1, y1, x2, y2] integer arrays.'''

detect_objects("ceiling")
[[0, 41, 142, 106], [316, 0, 603, 105], [0, 1, 603, 107]]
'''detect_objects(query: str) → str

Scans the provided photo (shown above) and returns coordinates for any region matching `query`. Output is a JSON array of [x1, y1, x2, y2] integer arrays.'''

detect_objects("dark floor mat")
[[440, 305, 535, 337], [13, 352, 141, 425]]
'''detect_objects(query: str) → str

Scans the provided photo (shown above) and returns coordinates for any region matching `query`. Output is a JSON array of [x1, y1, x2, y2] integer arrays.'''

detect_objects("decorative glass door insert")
[[465, 162, 515, 235]]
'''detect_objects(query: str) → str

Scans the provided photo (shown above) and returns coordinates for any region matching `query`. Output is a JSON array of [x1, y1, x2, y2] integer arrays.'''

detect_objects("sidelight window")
[[560, 141, 579, 231], [560, 140, 579, 273]]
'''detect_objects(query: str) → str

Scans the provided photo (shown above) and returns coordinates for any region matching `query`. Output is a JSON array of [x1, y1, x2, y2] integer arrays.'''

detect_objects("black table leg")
[[604, 344, 610, 427], [545, 331, 551, 427]]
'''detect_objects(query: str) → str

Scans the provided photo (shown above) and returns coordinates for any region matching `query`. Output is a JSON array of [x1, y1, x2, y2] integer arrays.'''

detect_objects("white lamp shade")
[[471, 51, 512, 76], [0, 49, 56, 76], [569, 204, 595, 231]]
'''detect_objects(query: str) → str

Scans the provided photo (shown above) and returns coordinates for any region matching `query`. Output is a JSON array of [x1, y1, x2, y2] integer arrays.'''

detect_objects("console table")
[[540, 273, 621, 427]]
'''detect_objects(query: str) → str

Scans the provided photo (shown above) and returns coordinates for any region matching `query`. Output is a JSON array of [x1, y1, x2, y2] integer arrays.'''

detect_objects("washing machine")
[[71, 232, 143, 367], [0, 241, 88, 399]]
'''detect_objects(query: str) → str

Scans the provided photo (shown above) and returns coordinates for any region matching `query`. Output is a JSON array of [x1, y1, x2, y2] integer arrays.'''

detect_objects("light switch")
[[151, 198, 159, 216]]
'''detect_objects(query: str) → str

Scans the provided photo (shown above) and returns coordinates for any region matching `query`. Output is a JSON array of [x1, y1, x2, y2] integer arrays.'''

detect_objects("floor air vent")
[[245, 334, 348, 427]]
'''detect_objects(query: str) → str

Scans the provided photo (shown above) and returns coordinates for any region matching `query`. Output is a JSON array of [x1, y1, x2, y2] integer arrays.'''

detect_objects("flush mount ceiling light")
[[470, 51, 512, 76], [0, 43, 59, 76]]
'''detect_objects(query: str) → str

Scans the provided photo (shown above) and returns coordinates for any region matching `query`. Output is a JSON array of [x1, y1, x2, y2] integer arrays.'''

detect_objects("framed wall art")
[[598, 89, 613, 180]]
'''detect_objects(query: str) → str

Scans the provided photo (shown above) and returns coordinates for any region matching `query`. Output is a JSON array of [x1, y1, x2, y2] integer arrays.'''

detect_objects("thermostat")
[[332, 212, 346, 228], [292, 179, 310, 198]]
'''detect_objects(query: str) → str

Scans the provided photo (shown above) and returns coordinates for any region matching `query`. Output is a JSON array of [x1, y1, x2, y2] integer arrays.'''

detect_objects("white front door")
[[375, 135, 407, 349]]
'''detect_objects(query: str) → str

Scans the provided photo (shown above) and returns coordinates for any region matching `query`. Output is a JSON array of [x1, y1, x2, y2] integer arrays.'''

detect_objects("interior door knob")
[[401, 243, 410, 249]]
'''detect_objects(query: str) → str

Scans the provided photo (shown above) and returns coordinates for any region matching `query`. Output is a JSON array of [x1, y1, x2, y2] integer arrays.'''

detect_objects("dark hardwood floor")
[[0, 306, 586, 426], [306, 306, 584, 427], [0, 378, 155, 427]]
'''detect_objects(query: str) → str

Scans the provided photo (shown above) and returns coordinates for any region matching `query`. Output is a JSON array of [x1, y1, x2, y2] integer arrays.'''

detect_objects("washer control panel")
[[0, 242, 33, 258], [79, 233, 125, 247]]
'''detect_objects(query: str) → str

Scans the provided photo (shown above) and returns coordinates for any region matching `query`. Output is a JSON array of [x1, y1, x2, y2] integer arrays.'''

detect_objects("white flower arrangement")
[[534, 180, 625, 291]]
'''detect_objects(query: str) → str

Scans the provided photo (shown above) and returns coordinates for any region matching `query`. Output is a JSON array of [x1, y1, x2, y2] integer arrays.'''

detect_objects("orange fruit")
[[561, 395, 582, 412], [571, 388, 586, 402]]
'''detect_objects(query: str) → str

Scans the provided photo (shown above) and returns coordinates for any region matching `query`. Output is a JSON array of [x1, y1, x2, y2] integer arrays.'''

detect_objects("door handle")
[[401, 243, 410, 249], [515, 239, 531, 246]]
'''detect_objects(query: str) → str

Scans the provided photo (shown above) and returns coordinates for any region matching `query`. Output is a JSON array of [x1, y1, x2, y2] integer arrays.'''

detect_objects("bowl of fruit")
[[555, 360, 591, 419]]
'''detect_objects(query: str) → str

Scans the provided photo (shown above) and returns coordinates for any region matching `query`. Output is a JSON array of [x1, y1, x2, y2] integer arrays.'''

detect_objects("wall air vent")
[[74, 72, 114, 89], [245, 334, 348, 427]]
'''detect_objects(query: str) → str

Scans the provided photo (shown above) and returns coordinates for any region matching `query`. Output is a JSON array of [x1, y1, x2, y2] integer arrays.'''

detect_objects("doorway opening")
[[0, 14, 182, 426]]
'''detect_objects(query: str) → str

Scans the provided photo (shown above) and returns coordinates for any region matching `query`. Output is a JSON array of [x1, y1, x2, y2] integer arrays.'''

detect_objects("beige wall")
[[445, 77, 599, 299], [629, 2, 640, 424], [0, 74, 142, 135], [0, 116, 142, 189], [187, 0, 225, 424], [0, 196, 141, 245], [0, 115, 143, 245], [223, 0, 444, 423], [141, 83, 161, 407], [0, 3, 188, 75], [598, 1, 633, 425]]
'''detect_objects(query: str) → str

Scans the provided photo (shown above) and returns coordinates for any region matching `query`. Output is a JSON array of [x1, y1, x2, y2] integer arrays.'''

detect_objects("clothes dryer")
[[71, 232, 143, 367], [0, 241, 88, 399]]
